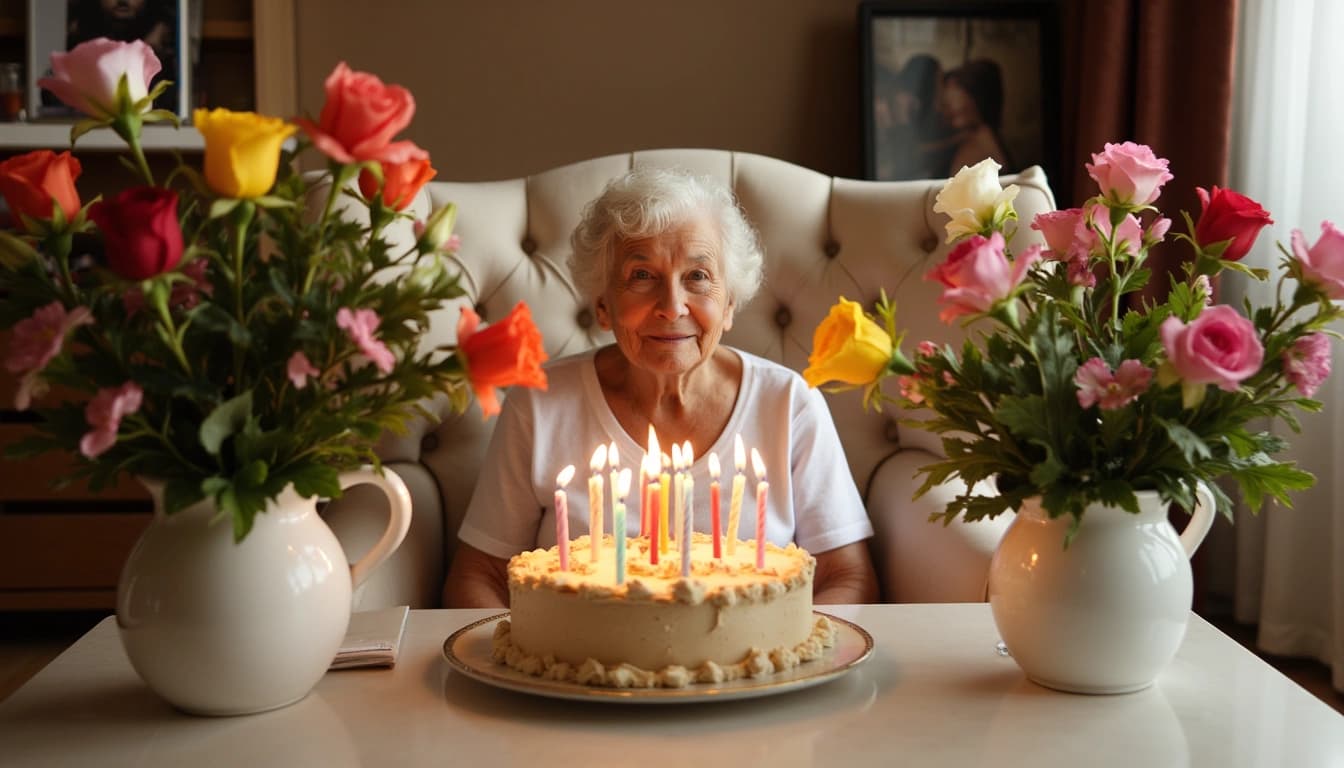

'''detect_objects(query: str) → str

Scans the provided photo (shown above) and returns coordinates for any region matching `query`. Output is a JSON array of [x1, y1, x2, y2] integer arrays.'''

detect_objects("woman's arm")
[[812, 541, 880, 605], [442, 543, 511, 608]]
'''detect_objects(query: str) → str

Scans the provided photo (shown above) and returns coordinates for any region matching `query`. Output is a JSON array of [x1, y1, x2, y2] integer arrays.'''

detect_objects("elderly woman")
[[443, 167, 879, 607]]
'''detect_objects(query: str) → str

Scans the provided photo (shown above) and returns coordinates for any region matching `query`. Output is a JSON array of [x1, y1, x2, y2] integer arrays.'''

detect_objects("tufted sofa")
[[322, 149, 1057, 609]]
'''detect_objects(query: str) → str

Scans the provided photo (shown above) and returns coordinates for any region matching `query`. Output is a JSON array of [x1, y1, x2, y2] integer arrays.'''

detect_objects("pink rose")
[[295, 62, 420, 164], [1030, 209, 1083, 259], [80, 382, 143, 459], [1086, 142, 1174, 206], [1194, 186, 1273, 262], [1292, 221, 1344, 300], [1160, 306, 1264, 392], [1075, 357, 1153, 410], [38, 38, 160, 120], [1283, 333, 1332, 398], [925, 233, 1041, 323]]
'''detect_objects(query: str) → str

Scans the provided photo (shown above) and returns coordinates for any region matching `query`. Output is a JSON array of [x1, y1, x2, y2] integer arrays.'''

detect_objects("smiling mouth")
[[646, 333, 695, 343]]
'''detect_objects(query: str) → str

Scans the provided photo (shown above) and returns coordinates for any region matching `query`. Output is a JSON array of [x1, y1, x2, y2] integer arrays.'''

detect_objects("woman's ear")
[[594, 298, 612, 330], [723, 298, 735, 332]]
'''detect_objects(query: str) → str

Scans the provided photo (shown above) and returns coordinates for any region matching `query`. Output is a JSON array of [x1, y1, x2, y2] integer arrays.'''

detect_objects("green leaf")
[[209, 198, 242, 219], [163, 477, 206, 515], [282, 463, 343, 500], [252, 195, 296, 209], [1157, 418, 1213, 464], [199, 392, 254, 456]]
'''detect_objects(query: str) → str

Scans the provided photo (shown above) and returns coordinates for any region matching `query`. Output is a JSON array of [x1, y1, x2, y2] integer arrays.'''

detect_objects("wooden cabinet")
[[0, 0, 296, 611]]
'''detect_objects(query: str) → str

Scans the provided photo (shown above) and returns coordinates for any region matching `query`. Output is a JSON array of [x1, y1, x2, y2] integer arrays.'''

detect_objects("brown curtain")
[[1056, 0, 1239, 300]]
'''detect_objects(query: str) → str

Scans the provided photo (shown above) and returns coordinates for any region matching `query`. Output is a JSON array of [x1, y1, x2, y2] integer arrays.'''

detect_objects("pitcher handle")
[[338, 467, 413, 589], [1178, 480, 1216, 558]]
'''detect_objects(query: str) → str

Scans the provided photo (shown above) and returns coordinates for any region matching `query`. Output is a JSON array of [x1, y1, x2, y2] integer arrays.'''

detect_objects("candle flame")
[[734, 433, 746, 471], [662, 452, 671, 469], [682, 440, 694, 466], [608, 440, 619, 468], [556, 464, 575, 486], [708, 452, 721, 478], [647, 425, 660, 458], [590, 443, 607, 472], [671, 441, 682, 470], [750, 447, 766, 480], [617, 467, 633, 496]]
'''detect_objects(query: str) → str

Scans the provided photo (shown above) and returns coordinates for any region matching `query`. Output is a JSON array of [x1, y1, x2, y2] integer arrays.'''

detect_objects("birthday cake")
[[491, 532, 836, 688]]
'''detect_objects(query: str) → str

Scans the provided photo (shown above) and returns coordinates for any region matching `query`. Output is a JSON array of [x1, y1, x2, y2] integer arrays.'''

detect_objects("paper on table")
[[329, 605, 409, 670]]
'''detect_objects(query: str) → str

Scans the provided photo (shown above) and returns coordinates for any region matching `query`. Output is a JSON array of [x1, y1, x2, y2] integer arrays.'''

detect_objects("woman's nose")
[[653, 280, 688, 319]]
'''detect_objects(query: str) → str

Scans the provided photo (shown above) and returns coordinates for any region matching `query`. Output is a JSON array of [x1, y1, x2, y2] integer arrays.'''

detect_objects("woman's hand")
[[442, 543, 511, 608], [812, 541, 880, 605]]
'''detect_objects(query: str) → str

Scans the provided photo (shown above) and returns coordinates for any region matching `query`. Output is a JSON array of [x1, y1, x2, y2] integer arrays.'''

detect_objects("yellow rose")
[[193, 108, 297, 198], [803, 297, 894, 387]]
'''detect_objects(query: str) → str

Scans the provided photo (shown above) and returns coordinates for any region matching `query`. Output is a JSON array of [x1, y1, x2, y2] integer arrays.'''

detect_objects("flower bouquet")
[[0, 39, 549, 541], [804, 146, 1343, 532]]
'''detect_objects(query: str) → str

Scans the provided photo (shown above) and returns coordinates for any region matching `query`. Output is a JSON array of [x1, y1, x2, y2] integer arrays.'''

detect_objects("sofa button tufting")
[[521, 236, 537, 255], [884, 418, 901, 444], [775, 306, 792, 328], [576, 308, 593, 328], [824, 240, 841, 258], [421, 434, 440, 453], [474, 303, 487, 320], [922, 235, 939, 253]]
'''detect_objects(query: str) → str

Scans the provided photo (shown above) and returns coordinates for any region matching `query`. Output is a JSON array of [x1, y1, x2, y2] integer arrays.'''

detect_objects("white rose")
[[932, 158, 1020, 243]]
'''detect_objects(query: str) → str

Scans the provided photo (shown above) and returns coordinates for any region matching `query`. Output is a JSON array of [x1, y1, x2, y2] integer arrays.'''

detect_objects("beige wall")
[[294, 0, 863, 181]]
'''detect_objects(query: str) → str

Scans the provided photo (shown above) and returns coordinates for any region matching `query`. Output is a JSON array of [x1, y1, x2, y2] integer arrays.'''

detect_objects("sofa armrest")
[[867, 449, 1011, 603], [322, 460, 446, 610]]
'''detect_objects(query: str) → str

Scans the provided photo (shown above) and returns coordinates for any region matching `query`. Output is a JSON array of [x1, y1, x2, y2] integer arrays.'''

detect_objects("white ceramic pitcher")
[[116, 467, 411, 715], [987, 483, 1215, 694]]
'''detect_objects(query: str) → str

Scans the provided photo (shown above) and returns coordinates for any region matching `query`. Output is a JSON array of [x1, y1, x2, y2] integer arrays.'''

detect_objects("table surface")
[[1, 604, 1341, 767]]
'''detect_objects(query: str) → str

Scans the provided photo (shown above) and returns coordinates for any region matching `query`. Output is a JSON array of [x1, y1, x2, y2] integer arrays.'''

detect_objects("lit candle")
[[641, 426, 657, 538], [555, 464, 575, 571], [614, 467, 632, 585], [751, 447, 768, 570], [671, 441, 684, 553], [681, 440, 695, 578], [708, 453, 722, 560], [607, 440, 620, 555], [648, 477, 661, 565], [589, 443, 607, 562], [727, 433, 746, 556], [659, 452, 671, 555]]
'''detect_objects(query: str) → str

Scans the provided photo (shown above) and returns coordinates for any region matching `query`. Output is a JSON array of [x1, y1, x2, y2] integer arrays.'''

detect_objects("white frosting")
[[496, 532, 833, 688]]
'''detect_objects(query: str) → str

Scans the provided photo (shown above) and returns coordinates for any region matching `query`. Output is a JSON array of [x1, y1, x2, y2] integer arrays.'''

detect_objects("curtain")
[[1212, 0, 1344, 692], [1057, 0, 1238, 302]]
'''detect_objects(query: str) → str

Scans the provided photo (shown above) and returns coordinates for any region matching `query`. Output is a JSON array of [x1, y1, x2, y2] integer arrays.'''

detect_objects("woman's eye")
[[630, 268, 654, 281]]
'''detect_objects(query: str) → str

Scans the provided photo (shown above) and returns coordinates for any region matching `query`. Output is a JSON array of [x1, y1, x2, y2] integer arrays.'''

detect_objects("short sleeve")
[[789, 384, 874, 553], [456, 390, 545, 558]]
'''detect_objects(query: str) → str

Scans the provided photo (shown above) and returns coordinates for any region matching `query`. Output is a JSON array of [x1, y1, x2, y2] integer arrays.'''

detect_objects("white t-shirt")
[[457, 347, 873, 558]]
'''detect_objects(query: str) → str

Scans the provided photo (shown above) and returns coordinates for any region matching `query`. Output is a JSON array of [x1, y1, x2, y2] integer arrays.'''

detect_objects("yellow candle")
[[588, 443, 606, 562], [727, 433, 746, 556]]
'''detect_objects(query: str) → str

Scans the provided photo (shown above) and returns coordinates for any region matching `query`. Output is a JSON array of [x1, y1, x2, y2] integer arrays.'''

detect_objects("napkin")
[[330, 605, 410, 670]]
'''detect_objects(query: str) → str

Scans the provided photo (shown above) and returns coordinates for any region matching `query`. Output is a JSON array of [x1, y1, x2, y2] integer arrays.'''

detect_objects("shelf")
[[0, 122, 204, 151]]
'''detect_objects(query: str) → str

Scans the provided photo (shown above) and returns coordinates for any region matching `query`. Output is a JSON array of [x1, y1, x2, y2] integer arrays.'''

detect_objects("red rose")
[[1194, 186, 1273, 262], [88, 187, 184, 280], [457, 301, 549, 418], [0, 149, 82, 223], [295, 62, 420, 164], [358, 152, 436, 211]]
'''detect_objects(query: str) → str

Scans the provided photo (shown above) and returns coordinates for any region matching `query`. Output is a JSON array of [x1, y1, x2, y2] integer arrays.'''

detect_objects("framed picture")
[[859, 0, 1059, 182], [27, 0, 192, 120]]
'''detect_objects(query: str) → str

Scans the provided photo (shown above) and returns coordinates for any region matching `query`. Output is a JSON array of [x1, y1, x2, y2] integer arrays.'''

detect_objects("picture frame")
[[27, 0, 192, 121], [859, 0, 1059, 182]]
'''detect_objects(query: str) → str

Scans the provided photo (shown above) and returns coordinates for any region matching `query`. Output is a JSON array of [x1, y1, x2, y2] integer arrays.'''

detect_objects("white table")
[[1, 605, 1341, 767]]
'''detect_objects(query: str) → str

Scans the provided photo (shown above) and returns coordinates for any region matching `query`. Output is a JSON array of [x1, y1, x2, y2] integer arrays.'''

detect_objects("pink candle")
[[708, 453, 722, 559], [751, 447, 768, 570], [555, 465, 575, 571]]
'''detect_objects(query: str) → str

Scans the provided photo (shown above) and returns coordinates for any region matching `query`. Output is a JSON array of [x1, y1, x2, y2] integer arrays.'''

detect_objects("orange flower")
[[457, 301, 548, 418], [0, 150, 82, 223], [358, 153, 436, 211]]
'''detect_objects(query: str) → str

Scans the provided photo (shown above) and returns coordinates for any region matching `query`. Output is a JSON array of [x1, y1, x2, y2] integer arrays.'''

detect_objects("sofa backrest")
[[357, 149, 1055, 564]]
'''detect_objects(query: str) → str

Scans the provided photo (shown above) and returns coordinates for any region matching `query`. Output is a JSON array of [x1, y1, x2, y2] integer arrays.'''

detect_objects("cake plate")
[[441, 611, 873, 704]]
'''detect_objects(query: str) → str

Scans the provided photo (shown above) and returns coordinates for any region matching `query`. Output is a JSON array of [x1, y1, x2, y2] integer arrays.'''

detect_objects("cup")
[[0, 62, 24, 122]]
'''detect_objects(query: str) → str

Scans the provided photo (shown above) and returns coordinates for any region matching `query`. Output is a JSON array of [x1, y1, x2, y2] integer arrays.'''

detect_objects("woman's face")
[[596, 210, 735, 377], [939, 79, 979, 130]]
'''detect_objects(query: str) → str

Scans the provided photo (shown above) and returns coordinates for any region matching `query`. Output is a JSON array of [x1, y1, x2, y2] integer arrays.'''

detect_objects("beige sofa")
[[323, 149, 1057, 609]]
